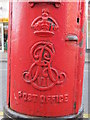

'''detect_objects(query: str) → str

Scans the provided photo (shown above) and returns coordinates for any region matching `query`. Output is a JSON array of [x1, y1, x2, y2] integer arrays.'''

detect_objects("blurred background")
[[0, 0, 89, 119], [0, 1, 8, 53]]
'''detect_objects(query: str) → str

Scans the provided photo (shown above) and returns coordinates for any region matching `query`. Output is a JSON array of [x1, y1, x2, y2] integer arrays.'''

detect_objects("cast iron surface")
[[4, 105, 83, 120], [7, 1, 86, 117]]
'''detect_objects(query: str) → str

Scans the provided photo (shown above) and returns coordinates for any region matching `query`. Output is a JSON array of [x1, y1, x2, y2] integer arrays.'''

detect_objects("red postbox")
[[4, 1, 86, 119]]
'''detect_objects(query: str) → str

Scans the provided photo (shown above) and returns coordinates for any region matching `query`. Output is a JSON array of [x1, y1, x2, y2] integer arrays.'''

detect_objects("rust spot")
[[79, 39, 83, 48], [82, 23, 85, 33], [80, 52, 83, 56], [73, 102, 76, 109]]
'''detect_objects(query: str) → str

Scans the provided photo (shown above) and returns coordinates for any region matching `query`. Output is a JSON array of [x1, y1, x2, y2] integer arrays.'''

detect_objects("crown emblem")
[[31, 9, 59, 37]]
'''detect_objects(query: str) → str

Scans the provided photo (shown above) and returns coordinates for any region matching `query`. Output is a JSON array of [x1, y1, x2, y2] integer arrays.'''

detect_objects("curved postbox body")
[[5, 1, 86, 119]]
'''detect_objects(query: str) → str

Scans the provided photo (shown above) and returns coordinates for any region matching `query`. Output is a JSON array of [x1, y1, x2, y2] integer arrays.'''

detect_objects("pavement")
[[0, 51, 89, 119], [85, 51, 90, 62], [0, 52, 7, 62]]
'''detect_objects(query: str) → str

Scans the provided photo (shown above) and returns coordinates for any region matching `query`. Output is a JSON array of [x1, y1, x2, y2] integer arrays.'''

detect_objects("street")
[[83, 62, 88, 114], [0, 61, 7, 111], [0, 60, 89, 118]]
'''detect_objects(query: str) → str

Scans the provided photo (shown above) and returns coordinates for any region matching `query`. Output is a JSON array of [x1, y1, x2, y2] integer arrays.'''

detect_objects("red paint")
[[23, 41, 66, 91], [7, 1, 86, 117], [31, 9, 59, 36]]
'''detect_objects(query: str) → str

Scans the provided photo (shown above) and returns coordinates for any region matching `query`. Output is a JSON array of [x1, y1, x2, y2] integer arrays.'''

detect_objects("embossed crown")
[[31, 9, 59, 37]]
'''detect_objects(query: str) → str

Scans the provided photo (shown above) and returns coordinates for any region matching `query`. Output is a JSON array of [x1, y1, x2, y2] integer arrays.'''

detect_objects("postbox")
[[4, 1, 86, 119]]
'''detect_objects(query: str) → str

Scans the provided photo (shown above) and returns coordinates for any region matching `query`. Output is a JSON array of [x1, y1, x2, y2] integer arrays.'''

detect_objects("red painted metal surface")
[[7, 1, 86, 117]]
